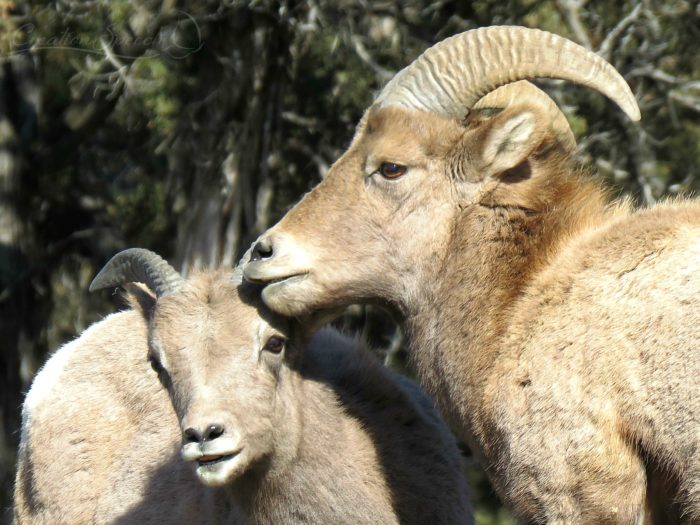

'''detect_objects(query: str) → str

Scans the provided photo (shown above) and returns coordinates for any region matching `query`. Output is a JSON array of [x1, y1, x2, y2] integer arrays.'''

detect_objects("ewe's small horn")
[[90, 248, 184, 298], [376, 26, 640, 122]]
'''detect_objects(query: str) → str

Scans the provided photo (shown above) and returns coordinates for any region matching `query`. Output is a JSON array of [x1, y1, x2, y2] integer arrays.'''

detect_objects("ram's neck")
[[401, 165, 617, 456]]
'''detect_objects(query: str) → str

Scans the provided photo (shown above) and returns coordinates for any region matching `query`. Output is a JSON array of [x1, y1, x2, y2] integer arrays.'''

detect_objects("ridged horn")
[[474, 81, 576, 152], [90, 248, 184, 298], [376, 26, 640, 122]]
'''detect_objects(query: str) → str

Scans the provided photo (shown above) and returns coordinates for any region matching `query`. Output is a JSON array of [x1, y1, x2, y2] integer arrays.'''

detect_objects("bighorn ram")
[[15, 248, 472, 524], [243, 26, 700, 523]]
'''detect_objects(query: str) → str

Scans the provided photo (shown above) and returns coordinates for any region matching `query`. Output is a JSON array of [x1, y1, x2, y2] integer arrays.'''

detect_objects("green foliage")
[[46, 255, 106, 350], [123, 58, 181, 135], [106, 171, 171, 246]]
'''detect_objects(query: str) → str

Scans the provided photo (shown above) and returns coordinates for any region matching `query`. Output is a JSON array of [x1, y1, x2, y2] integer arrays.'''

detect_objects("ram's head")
[[243, 26, 639, 316]]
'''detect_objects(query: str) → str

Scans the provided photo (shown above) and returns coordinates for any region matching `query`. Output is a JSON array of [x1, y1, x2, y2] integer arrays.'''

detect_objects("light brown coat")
[[14, 270, 472, 524], [243, 103, 700, 524]]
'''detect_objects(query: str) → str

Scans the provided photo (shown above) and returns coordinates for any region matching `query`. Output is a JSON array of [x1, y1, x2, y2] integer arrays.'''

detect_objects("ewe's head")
[[91, 249, 299, 488], [243, 26, 640, 316]]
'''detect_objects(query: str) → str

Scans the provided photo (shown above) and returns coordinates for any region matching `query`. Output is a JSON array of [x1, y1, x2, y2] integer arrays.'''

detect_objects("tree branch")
[[556, 0, 592, 49], [597, 3, 642, 60]]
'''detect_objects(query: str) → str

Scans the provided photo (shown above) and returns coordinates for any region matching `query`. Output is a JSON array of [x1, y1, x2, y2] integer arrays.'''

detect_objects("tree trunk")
[[0, 49, 42, 521], [172, 14, 289, 271]]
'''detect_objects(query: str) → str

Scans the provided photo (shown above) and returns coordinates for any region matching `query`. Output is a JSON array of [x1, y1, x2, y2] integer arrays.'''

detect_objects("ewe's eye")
[[148, 354, 164, 374], [148, 354, 171, 387], [378, 162, 407, 180], [263, 336, 286, 354]]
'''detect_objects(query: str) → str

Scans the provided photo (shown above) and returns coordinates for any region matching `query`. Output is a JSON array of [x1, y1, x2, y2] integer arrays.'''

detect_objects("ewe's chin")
[[195, 451, 248, 487], [182, 439, 248, 487]]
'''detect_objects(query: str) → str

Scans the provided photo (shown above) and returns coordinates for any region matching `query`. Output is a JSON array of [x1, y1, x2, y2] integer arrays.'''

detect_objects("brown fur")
[[244, 103, 700, 524], [14, 270, 472, 524]]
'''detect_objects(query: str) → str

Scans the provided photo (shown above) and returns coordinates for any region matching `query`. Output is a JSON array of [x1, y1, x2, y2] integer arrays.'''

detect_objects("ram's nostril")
[[251, 239, 274, 261], [203, 423, 225, 442], [184, 427, 202, 443]]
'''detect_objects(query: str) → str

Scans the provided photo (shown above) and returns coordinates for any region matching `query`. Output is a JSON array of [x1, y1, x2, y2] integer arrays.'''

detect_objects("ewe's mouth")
[[193, 448, 247, 487], [197, 453, 235, 467]]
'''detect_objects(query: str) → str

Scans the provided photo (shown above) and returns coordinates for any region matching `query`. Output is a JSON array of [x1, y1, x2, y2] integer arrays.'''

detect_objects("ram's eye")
[[263, 336, 286, 354], [378, 162, 407, 179]]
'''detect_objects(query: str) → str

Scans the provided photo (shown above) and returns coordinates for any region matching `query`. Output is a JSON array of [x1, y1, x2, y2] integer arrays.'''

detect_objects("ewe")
[[243, 26, 699, 524], [14, 290, 228, 524], [15, 248, 471, 525]]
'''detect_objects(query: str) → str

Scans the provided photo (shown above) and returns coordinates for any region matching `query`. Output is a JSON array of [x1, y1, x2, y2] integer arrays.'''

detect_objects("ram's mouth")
[[242, 255, 306, 283], [265, 273, 307, 286], [244, 266, 308, 287]]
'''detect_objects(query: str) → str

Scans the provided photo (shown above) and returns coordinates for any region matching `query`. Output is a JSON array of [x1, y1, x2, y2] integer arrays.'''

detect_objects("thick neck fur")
[[402, 152, 624, 454]]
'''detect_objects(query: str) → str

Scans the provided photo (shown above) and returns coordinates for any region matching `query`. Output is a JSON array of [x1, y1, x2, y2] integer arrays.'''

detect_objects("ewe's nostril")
[[184, 427, 202, 443], [251, 238, 273, 261], [203, 423, 225, 442], [184, 424, 224, 443]]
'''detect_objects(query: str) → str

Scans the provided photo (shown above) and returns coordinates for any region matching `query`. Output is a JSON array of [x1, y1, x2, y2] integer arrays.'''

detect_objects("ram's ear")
[[470, 104, 547, 180], [124, 282, 157, 318]]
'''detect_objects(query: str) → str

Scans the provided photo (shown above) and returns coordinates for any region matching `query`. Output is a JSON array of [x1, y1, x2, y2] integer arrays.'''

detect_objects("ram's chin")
[[261, 275, 319, 317]]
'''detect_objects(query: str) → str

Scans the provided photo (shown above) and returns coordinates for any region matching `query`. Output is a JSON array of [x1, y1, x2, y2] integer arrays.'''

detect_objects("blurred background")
[[1, 0, 698, 522]]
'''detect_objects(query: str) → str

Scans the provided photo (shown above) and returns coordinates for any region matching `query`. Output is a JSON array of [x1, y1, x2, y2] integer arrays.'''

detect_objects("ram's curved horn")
[[90, 248, 184, 298], [376, 26, 640, 123], [474, 80, 576, 152]]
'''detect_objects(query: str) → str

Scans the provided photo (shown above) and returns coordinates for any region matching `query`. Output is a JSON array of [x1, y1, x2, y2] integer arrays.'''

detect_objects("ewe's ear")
[[124, 282, 157, 319], [297, 307, 346, 340], [474, 105, 546, 179]]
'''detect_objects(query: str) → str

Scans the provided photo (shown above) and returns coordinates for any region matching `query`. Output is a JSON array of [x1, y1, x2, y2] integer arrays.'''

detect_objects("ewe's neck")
[[401, 164, 613, 449], [225, 373, 305, 522], [230, 375, 390, 524]]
